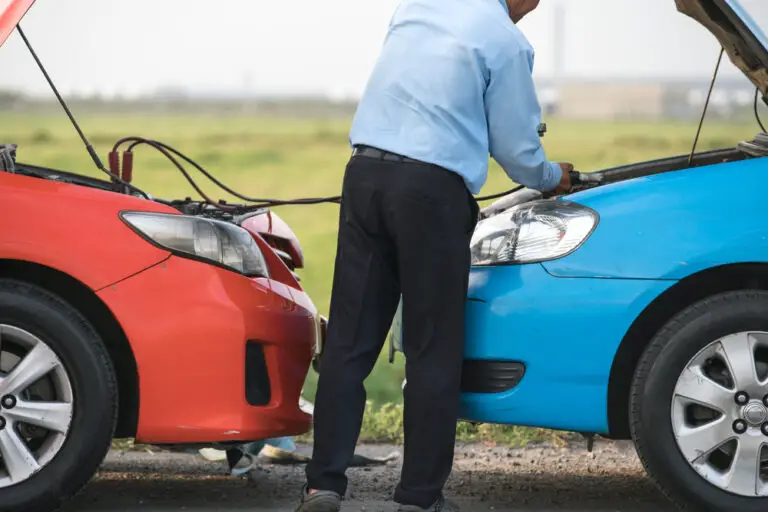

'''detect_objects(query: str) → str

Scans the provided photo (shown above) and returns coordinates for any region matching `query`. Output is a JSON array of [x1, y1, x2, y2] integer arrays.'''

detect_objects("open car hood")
[[677, 0, 768, 97], [0, 0, 34, 46]]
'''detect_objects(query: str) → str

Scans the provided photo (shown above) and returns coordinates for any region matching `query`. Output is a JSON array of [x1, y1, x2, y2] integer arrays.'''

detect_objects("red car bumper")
[[98, 255, 316, 444]]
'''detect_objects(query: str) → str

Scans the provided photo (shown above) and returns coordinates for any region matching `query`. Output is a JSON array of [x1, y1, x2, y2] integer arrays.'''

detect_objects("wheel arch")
[[0, 258, 139, 438], [607, 262, 768, 439]]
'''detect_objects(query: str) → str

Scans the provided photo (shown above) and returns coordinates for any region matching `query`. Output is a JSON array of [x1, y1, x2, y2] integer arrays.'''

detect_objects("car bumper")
[[98, 255, 316, 444], [458, 263, 674, 434]]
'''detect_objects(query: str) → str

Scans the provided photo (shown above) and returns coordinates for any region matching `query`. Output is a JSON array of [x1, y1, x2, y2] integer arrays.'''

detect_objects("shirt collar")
[[497, 0, 510, 14]]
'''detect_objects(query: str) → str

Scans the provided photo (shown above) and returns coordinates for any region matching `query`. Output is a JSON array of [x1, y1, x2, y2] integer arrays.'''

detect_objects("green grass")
[[1, 113, 761, 413], [295, 401, 573, 446]]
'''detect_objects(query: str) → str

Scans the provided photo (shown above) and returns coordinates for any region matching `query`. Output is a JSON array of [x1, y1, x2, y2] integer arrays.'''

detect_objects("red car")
[[0, 2, 321, 511]]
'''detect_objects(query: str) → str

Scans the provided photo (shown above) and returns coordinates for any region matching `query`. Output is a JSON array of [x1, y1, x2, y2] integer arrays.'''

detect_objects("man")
[[297, 0, 572, 510]]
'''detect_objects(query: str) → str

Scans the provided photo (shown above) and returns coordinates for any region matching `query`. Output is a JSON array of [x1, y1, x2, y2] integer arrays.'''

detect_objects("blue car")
[[391, 1, 768, 510]]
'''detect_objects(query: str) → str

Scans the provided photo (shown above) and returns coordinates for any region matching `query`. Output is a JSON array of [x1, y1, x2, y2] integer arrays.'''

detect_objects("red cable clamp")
[[122, 151, 134, 183], [108, 151, 120, 182]]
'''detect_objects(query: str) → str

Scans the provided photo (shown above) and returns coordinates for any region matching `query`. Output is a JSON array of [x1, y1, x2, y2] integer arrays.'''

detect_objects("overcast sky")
[[1, 0, 766, 98]]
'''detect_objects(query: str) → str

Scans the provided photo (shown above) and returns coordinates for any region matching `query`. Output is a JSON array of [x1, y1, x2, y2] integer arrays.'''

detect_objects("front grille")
[[461, 360, 526, 394], [245, 341, 271, 406]]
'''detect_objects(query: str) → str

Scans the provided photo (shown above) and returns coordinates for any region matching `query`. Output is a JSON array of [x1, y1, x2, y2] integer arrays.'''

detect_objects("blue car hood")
[[678, 0, 768, 98]]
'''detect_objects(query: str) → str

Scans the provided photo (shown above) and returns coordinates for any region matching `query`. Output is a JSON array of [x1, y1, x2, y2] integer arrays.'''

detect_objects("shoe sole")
[[295, 495, 342, 512]]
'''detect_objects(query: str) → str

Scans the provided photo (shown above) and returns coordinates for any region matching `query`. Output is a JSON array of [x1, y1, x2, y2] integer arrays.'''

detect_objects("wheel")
[[0, 280, 117, 512], [631, 290, 768, 511]]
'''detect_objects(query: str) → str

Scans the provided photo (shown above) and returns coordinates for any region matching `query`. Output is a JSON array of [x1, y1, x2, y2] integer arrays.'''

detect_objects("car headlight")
[[121, 211, 269, 278], [470, 200, 598, 265]]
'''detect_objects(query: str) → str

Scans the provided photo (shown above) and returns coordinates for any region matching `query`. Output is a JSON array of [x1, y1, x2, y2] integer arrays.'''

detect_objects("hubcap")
[[0, 325, 73, 488], [672, 331, 768, 497], [744, 402, 768, 426]]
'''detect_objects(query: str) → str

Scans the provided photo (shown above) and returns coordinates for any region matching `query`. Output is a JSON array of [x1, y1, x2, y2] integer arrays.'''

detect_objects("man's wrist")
[[541, 161, 562, 191]]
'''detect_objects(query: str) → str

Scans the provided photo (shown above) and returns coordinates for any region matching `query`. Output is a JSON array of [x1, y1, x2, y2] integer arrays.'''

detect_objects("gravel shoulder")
[[63, 440, 677, 512]]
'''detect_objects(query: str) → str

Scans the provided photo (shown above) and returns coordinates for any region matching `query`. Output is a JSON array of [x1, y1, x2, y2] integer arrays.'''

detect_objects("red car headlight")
[[121, 211, 270, 278]]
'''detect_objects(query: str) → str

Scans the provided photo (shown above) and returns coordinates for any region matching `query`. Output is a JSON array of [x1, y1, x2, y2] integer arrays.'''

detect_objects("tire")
[[631, 290, 768, 512], [0, 279, 117, 512]]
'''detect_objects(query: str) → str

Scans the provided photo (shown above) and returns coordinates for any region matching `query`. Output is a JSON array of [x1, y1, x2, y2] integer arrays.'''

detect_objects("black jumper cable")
[[15, 24, 599, 213]]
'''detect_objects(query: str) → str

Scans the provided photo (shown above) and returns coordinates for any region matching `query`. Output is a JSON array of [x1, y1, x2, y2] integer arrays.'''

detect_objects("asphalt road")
[[62, 441, 678, 512]]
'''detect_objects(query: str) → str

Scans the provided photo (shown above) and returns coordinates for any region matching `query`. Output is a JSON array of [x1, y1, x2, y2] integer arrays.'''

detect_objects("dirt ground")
[[62, 439, 679, 512]]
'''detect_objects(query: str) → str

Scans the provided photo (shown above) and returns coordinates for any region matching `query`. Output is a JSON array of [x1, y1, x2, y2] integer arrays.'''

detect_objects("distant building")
[[537, 78, 755, 121], [558, 82, 666, 120]]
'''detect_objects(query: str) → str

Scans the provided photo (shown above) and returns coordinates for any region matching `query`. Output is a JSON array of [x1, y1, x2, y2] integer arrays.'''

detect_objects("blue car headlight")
[[470, 200, 598, 265], [121, 211, 269, 278]]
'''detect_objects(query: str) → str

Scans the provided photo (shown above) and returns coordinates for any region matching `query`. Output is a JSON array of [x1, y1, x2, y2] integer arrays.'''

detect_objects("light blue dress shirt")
[[349, 0, 561, 194]]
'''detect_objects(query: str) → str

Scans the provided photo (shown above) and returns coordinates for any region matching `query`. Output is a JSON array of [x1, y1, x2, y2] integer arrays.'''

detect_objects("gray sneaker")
[[397, 497, 459, 511], [294, 485, 342, 512]]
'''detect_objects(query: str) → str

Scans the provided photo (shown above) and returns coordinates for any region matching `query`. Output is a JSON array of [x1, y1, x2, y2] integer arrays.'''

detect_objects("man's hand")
[[543, 163, 573, 197], [555, 163, 574, 193]]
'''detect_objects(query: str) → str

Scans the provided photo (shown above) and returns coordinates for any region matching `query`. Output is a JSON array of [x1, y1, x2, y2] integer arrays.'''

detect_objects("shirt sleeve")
[[484, 47, 561, 192]]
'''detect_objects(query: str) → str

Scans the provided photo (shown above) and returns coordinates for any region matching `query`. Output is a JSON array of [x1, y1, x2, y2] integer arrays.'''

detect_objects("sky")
[[0, 0, 766, 99]]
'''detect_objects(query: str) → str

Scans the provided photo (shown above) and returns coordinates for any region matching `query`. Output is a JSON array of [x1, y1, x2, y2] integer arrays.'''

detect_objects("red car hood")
[[0, 0, 34, 46]]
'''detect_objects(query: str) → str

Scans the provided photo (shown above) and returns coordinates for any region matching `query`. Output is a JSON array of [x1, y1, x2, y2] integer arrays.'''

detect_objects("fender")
[[240, 210, 304, 269], [542, 156, 768, 280], [0, 172, 173, 290]]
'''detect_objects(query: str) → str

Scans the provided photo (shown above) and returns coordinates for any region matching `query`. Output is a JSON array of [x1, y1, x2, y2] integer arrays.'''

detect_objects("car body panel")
[[248, 228, 304, 291], [457, 264, 674, 433], [542, 156, 768, 280], [0, 0, 34, 46], [677, 0, 768, 96], [1, 169, 318, 444], [241, 210, 304, 269], [97, 255, 315, 444], [0, 172, 174, 290]]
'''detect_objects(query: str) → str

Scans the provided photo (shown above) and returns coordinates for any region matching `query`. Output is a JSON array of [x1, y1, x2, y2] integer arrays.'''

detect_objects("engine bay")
[[3, 130, 768, 226], [2, 144, 309, 276], [480, 131, 768, 219]]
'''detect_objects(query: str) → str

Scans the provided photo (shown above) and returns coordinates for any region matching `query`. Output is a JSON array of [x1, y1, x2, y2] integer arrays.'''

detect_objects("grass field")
[[1, 113, 762, 408]]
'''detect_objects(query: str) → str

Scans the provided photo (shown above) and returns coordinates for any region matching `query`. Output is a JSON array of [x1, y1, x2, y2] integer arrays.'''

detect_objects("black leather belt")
[[352, 145, 422, 164]]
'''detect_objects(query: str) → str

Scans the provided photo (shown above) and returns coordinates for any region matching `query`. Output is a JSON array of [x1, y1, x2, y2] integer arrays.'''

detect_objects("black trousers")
[[306, 152, 479, 507]]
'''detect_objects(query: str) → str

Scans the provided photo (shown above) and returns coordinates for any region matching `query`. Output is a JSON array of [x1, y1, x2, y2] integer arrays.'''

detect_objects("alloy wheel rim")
[[671, 331, 768, 497], [0, 325, 74, 488]]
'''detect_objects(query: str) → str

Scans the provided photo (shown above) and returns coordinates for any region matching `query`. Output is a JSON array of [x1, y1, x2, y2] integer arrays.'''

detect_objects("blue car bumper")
[[459, 263, 674, 434]]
